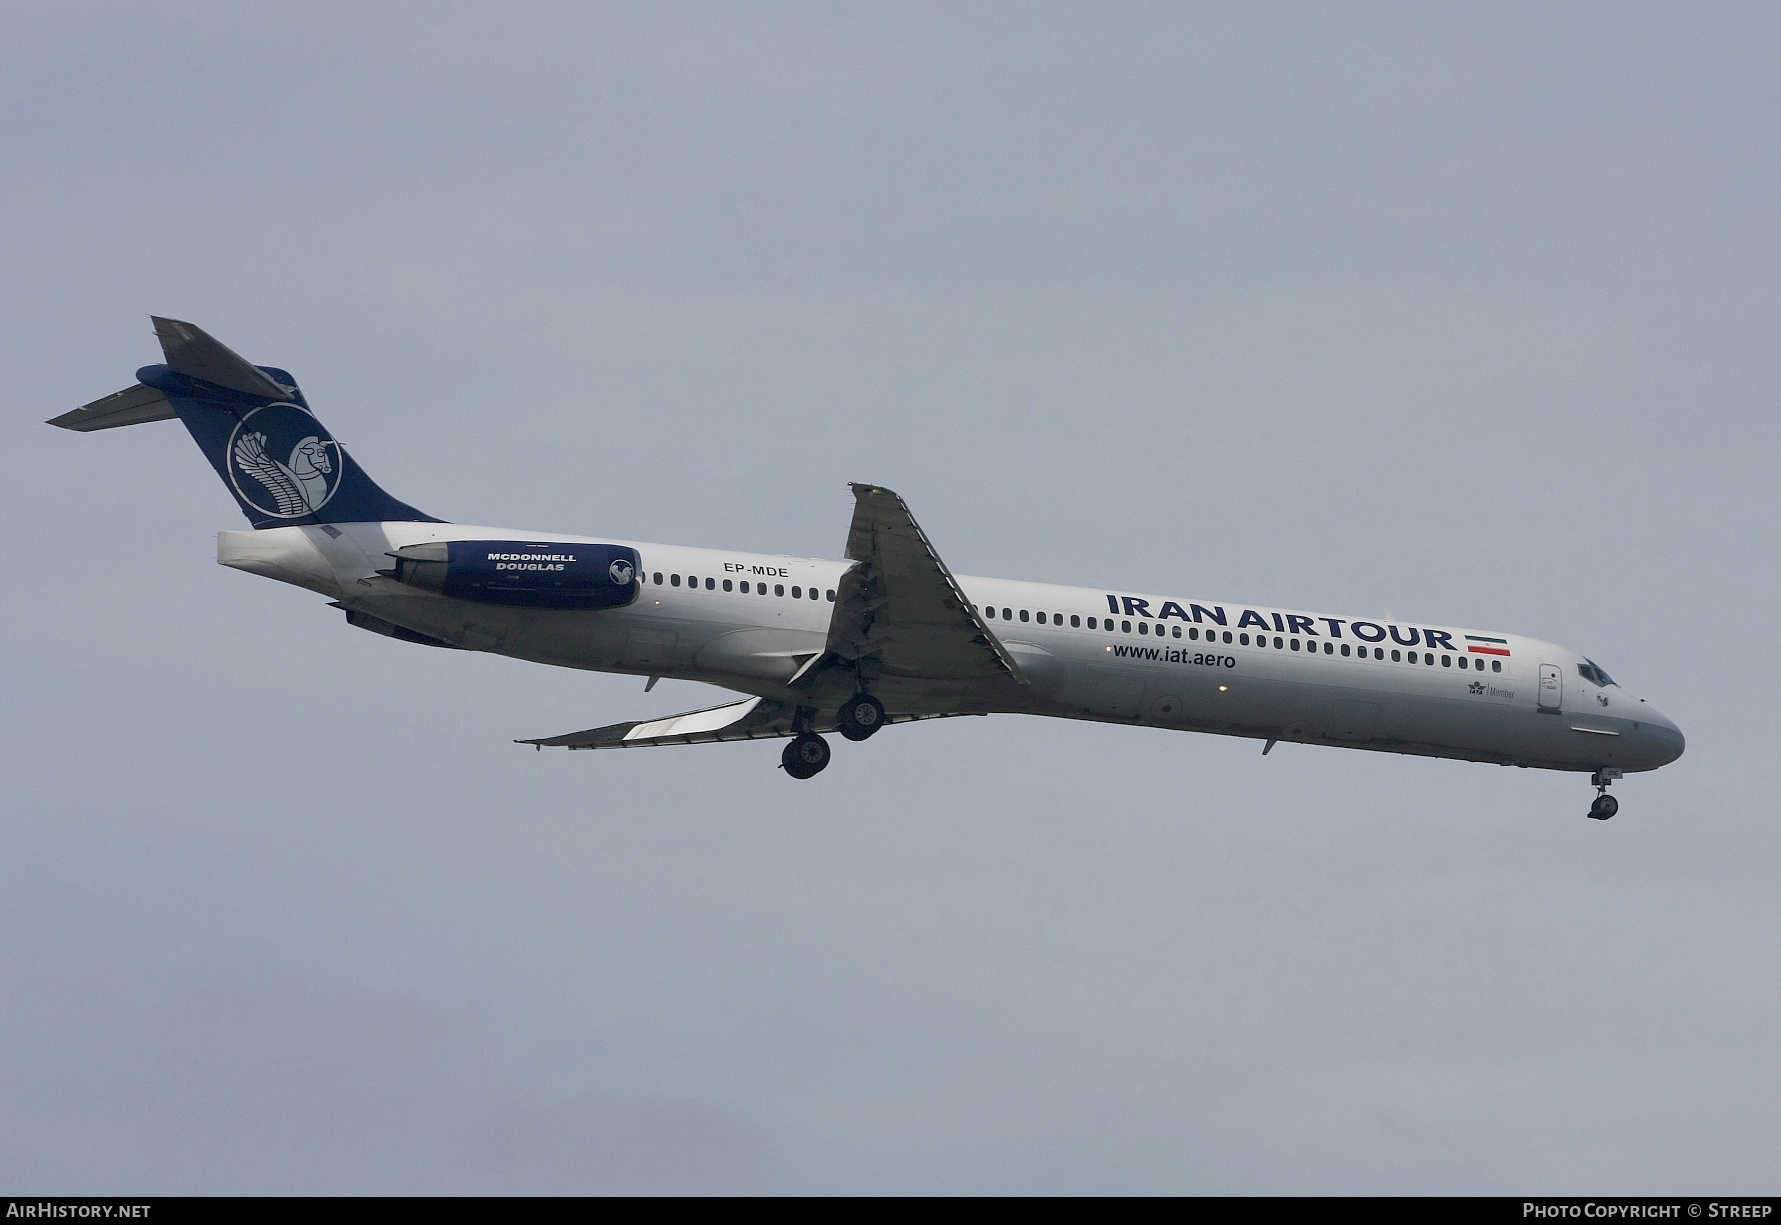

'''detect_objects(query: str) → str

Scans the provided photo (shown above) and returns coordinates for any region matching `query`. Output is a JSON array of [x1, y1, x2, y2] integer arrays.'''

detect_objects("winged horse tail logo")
[[232, 430, 329, 517]]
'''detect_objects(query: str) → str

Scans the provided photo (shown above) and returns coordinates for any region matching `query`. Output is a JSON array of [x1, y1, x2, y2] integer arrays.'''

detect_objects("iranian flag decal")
[[1466, 635, 1511, 656]]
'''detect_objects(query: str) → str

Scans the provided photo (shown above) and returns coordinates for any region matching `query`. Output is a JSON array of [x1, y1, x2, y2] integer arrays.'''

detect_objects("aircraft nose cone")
[[1641, 708, 1686, 768]]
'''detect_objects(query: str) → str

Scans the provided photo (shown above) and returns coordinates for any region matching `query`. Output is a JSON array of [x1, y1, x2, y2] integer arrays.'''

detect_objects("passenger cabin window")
[[1036, 612, 1046, 624], [722, 579, 732, 592], [1071, 615, 1081, 627], [1492, 660, 1502, 672], [826, 589, 836, 601], [1020, 609, 1029, 622], [652, 572, 663, 585], [792, 586, 801, 598], [671, 574, 681, 586], [706, 577, 715, 589], [775, 584, 785, 597]]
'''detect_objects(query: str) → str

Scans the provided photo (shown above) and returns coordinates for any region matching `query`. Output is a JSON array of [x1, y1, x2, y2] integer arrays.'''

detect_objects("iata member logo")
[[1468, 681, 1486, 695], [227, 403, 342, 518], [609, 558, 635, 586]]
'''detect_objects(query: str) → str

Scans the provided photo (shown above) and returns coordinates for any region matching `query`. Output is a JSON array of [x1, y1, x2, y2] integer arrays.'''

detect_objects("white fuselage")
[[219, 521, 1686, 775]]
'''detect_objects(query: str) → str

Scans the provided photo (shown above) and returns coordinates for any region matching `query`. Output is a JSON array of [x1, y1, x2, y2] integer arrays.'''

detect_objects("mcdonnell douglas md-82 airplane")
[[52, 319, 1684, 819]]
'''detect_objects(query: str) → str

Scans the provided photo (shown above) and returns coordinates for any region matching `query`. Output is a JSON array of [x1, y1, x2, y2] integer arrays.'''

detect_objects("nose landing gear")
[[1587, 767, 1622, 820]]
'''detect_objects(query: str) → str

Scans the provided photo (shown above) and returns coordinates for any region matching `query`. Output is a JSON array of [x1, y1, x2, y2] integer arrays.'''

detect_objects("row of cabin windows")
[[651, 572, 836, 601], [974, 604, 1504, 673]]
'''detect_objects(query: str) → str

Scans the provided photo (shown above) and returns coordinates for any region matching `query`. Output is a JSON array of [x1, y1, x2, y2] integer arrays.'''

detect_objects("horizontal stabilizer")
[[151, 315, 291, 400], [520, 696, 954, 750], [55, 317, 441, 528], [48, 382, 176, 432]]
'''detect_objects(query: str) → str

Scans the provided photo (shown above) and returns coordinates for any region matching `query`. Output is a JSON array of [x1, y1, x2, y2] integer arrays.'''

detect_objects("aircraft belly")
[[1029, 656, 1601, 770], [694, 627, 826, 684]]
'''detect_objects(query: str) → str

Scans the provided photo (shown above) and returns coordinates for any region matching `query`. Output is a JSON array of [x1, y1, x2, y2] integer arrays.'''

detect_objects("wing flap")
[[520, 697, 784, 750], [519, 695, 957, 750], [627, 697, 769, 741]]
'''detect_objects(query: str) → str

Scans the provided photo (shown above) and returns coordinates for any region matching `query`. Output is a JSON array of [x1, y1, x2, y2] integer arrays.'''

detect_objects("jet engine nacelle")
[[387, 539, 640, 610]]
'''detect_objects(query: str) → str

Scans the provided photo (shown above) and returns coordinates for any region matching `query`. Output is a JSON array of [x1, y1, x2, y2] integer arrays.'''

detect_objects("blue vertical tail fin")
[[49, 318, 441, 529]]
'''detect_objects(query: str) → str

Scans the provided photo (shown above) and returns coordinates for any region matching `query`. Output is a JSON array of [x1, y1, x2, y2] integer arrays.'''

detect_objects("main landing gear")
[[1587, 767, 1622, 820], [782, 733, 831, 780], [780, 693, 887, 779], [835, 692, 886, 742]]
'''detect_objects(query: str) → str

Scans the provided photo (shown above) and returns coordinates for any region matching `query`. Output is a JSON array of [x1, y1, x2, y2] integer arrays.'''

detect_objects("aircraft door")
[[1537, 663, 1562, 713]]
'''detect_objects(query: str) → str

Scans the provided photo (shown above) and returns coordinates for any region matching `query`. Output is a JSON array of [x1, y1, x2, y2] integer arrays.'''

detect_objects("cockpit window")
[[1578, 659, 1616, 688]]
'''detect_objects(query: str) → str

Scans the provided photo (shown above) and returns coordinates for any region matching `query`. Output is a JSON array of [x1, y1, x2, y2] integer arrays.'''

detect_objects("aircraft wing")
[[519, 695, 954, 750], [810, 483, 1024, 685]]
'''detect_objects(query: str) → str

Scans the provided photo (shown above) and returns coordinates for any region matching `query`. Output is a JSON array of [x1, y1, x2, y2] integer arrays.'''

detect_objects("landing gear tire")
[[1588, 793, 1619, 821], [782, 733, 831, 779], [835, 693, 886, 743]]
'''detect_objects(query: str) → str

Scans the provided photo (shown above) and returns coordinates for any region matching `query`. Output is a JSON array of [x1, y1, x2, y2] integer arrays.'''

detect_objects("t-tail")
[[48, 317, 440, 528]]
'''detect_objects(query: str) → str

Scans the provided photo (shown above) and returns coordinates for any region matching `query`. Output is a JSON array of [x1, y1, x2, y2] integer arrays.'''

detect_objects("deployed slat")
[[47, 382, 176, 432]]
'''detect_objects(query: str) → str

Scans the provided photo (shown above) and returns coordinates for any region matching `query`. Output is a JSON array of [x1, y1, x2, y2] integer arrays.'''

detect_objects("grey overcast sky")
[[3, 1, 1777, 1194]]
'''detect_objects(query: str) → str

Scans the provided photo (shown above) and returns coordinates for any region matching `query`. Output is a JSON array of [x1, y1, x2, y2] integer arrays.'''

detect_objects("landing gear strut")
[[782, 733, 831, 779], [1587, 767, 1622, 820], [835, 692, 886, 742]]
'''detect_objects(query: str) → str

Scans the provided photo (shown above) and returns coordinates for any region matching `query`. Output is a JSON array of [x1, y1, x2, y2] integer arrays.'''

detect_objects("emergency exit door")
[[1538, 663, 1562, 713]]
